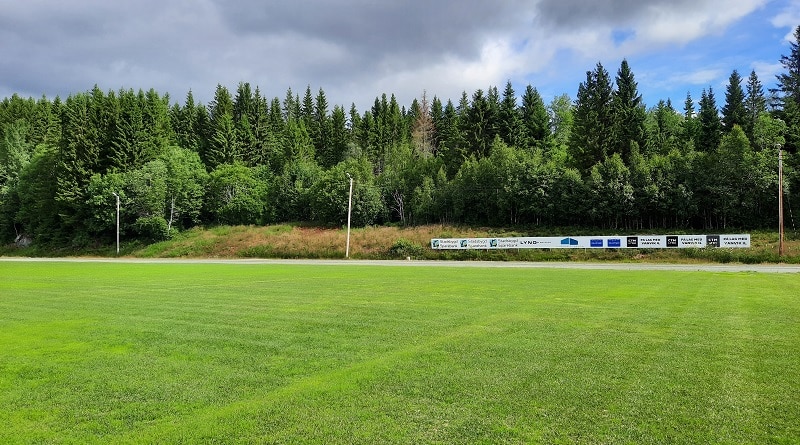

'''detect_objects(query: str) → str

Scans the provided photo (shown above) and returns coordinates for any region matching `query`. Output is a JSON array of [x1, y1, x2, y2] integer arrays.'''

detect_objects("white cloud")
[[670, 69, 726, 86], [772, 0, 800, 41]]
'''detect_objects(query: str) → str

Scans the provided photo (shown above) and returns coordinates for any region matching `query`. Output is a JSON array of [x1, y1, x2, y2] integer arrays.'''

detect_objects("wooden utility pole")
[[779, 144, 784, 256]]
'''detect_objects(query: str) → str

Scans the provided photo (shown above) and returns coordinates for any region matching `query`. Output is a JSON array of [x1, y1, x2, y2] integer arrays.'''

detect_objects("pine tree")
[[498, 81, 520, 147], [721, 70, 746, 132], [519, 85, 550, 149], [301, 85, 314, 128], [208, 112, 240, 168], [312, 88, 334, 167], [110, 88, 145, 170], [56, 92, 103, 237], [610, 59, 646, 165], [172, 90, 202, 153], [330, 105, 348, 165], [282, 87, 297, 122], [430, 96, 444, 152], [776, 25, 800, 152], [466, 89, 491, 157], [439, 99, 466, 177], [570, 62, 614, 174], [697, 88, 722, 152], [744, 70, 766, 142], [681, 92, 698, 148]]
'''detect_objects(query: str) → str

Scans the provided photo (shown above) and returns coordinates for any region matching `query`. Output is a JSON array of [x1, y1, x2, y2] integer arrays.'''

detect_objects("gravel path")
[[2, 257, 799, 273]]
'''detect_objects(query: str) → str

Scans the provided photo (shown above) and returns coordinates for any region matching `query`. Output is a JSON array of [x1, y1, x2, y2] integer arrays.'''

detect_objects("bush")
[[388, 238, 425, 259], [134, 216, 171, 242]]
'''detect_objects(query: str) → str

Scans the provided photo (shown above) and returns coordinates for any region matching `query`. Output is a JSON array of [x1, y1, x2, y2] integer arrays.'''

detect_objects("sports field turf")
[[0, 261, 798, 444]]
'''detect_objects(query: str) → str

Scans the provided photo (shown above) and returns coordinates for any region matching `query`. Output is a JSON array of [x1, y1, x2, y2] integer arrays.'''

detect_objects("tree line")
[[2, 28, 800, 247]]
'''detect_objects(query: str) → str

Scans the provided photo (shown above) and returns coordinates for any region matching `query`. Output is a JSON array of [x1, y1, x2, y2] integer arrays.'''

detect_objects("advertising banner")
[[430, 234, 750, 249]]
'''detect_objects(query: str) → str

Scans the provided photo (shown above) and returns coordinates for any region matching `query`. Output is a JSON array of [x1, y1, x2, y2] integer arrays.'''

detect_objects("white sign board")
[[430, 234, 750, 249]]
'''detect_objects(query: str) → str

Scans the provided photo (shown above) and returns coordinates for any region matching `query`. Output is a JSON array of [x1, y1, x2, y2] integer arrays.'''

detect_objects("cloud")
[[0, 0, 785, 112], [772, 0, 800, 42], [668, 69, 726, 87], [751, 61, 783, 82]]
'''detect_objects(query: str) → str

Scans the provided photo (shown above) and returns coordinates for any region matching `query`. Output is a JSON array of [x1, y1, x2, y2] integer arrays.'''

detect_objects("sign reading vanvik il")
[[430, 234, 751, 250]]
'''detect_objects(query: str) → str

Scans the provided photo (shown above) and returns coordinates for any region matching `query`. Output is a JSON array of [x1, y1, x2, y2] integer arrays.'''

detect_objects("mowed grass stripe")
[[0, 262, 798, 444]]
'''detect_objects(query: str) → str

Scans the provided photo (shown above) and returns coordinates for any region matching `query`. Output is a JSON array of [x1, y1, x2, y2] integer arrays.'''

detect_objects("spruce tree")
[[519, 85, 550, 150], [744, 70, 766, 142], [498, 81, 521, 147], [697, 88, 722, 152], [776, 25, 800, 152], [721, 70, 746, 132], [681, 92, 698, 148], [610, 59, 646, 165], [570, 62, 614, 174]]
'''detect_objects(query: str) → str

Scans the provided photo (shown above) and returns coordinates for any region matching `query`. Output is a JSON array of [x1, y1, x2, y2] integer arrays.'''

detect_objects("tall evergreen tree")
[[312, 88, 334, 167], [282, 87, 297, 122], [721, 70, 746, 132], [208, 84, 234, 124], [570, 62, 614, 174], [329, 105, 349, 165], [486, 86, 501, 148], [300, 85, 314, 128], [430, 96, 444, 152], [681, 92, 698, 148], [519, 85, 550, 149], [776, 25, 800, 152], [56, 92, 103, 238], [29, 95, 61, 148], [466, 89, 491, 158], [498, 81, 521, 147], [697, 88, 722, 152], [207, 85, 237, 168], [610, 59, 646, 165], [439, 99, 466, 177], [172, 90, 202, 153], [110, 88, 146, 170], [744, 70, 767, 142]]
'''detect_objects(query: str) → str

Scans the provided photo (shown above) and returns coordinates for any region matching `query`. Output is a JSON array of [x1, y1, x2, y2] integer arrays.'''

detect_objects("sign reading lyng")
[[430, 234, 750, 249]]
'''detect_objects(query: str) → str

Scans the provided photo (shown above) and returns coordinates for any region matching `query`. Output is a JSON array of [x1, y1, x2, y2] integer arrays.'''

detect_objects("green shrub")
[[388, 238, 425, 259]]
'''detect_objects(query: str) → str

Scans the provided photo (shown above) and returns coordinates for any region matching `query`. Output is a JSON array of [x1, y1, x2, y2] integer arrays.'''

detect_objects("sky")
[[1, 0, 799, 113]]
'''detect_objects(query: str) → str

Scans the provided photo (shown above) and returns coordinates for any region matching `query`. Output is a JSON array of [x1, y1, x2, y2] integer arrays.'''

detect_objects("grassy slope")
[[2, 224, 798, 263], [1, 261, 798, 443], [130, 224, 800, 264]]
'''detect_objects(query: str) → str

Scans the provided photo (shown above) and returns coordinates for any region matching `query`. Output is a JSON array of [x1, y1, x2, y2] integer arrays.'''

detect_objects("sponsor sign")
[[430, 234, 750, 250], [678, 235, 706, 248], [561, 237, 579, 246], [720, 234, 751, 248], [638, 236, 666, 248]]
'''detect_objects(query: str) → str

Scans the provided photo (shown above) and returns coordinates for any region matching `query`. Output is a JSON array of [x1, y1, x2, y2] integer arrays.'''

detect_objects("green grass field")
[[1, 261, 798, 444]]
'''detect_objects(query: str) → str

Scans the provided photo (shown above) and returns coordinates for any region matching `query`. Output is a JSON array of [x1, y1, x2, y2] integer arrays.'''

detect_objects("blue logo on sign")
[[460, 239, 468, 247], [560, 237, 579, 246], [590, 239, 603, 247], [607, 239, 621, 247]]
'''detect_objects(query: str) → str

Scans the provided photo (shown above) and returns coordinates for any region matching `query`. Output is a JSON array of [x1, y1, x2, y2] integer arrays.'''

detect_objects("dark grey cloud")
[[214, 0, 526, 60], [533, 0, 699, 28]]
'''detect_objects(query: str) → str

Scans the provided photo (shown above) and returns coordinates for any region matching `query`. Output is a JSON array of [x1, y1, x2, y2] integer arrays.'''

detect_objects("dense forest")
[[3, 29, 800, 247]]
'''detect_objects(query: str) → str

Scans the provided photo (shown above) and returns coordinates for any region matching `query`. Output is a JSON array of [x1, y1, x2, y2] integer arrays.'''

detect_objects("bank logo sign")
[[430, 234, 750, 249]]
